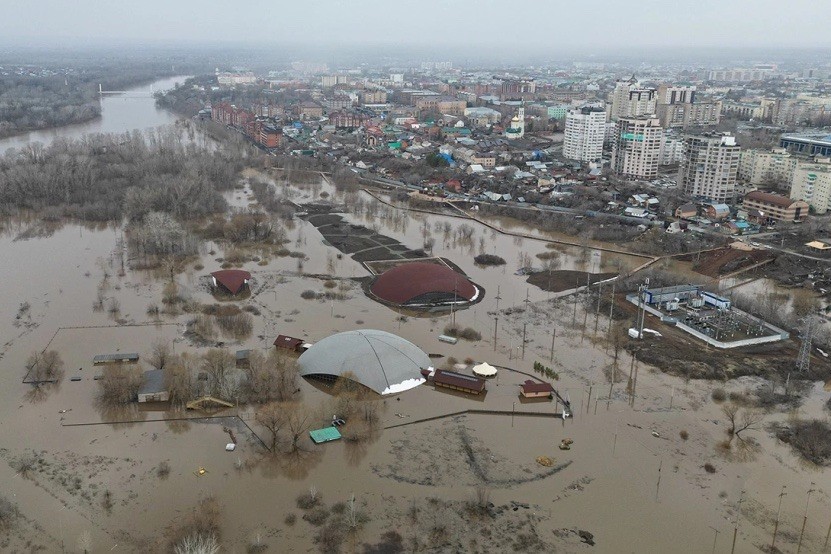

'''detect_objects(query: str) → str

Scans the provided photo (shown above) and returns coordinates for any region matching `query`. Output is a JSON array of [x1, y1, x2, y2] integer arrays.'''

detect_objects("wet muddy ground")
[[0, 172, 830, 552]]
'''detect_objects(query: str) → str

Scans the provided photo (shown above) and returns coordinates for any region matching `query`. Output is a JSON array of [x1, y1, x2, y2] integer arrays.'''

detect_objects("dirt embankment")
[[680, 247, 774, 278], [527, 270, 618, 293]]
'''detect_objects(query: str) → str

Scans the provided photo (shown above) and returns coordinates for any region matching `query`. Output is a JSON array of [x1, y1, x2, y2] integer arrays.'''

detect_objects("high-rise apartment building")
[[608, 77, 657, 121], [563, 106, 606, 162], [611, 116, 663, 179], [678, 133, 740, 203], [655, 85, 721, 128], [738, 148, 796, 187]]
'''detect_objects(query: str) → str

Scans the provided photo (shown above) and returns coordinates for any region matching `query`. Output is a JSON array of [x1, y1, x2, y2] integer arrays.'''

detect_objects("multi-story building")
[[738, 148, 796, 187], [678, 133, 740, 203], [721, 99, 776, 121], [464, 107, 501, 127], [707, 66, 776, 82], [608, 77, 657, 121], [743, 190, 808, 222], [499, 78, 536, 100], [790, 158, 831, 214], [659, 133, 685, 165], [437, 98, 468, 116], [547, 105, 571, 120], [611, 116, 663, 179], [328, 111, 367, 129], [655, 85, 721, 128], [563, 106, 606, 162]]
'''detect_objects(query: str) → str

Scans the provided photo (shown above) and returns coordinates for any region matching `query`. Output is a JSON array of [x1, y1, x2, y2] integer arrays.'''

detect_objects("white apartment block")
[[608, 77, 657, 121], [563, 106, 606, 162], [790, 158, 831, 214], [738, 148, 796, 187], [611, 116, 663, 179], [678, 133, 740, 203]]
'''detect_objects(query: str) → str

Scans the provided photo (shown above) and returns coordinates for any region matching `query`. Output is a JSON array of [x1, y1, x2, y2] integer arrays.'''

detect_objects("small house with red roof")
[[210, 270, 252, 296]]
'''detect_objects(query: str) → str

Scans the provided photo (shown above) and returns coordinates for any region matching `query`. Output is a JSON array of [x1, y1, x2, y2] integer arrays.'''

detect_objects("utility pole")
[[495, 285, 502, 313], [771, 485, 786, 551], [608, 279, 616, 335], [595, 283, 602, 334], [521, 323, 527, 360], [493, 316, 498, 352], [797, 483, 816, 554], [550, 329, 556, 363], [731, 491, 745, 554], [709, 527, 720, 554]]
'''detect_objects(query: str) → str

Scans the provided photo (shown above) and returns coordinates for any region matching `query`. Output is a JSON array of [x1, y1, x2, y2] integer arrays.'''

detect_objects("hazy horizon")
[[3, 0, 831, 52]]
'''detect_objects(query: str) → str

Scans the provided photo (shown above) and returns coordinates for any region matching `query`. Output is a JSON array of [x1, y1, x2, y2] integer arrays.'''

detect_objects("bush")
[[703, 463, 716, 474], [679, 430, 689, 441], [303, 507, 330, 526], [157, 461, 171, 478], [458, 327, 482, 341], [780, 419, 831, 466], [300, 290, 318, 300], [474, 254, 506, 266], [0, 495, 19, 531], [284, 513, 297, 526], [323, 280, 337, 289], [215, 312, 253, 339], [711, 388, 727, 403], [296, 491, 321, 510]]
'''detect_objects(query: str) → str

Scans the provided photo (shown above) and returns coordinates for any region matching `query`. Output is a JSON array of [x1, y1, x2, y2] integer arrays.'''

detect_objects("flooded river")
[[0, 75, 191, 154]]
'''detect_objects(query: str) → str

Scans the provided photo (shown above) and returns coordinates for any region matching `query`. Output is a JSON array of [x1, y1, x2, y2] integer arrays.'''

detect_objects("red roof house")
[[210, 270, 252, 295]]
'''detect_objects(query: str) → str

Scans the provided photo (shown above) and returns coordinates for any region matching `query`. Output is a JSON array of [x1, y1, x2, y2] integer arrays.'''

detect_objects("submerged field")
[[0, 173, 830, 553]]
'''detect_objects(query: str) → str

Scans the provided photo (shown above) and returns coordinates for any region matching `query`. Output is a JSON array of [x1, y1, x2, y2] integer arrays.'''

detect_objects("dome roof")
[[298, 330, 429, 395], [370, 262, 478, 306]]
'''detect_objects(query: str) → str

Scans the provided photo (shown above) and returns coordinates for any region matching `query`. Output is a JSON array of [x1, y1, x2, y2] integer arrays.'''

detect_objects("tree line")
[[0, 128, 245, 221]]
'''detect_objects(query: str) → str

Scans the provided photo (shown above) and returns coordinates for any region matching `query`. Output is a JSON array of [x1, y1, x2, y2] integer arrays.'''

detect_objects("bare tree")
[[722, 402, 763, 443], [25, 350, 64, 383], [98, 363, 143, 405], [256, 402, 287, 452], [201, 349, 237, 400], [164, 354, 196, 406], [149, 339, 173, 370]]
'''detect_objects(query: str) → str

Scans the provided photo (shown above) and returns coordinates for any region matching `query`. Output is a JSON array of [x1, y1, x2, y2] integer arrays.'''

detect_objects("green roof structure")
[[310, 427, 342, 444]]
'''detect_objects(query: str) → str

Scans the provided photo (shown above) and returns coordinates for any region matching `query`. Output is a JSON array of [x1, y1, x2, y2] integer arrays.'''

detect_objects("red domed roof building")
[[370, 262, 480, 307]]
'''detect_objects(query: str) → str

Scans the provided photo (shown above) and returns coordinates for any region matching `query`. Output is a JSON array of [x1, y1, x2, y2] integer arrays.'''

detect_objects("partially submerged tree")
[[25, 350, 64, 383], [98, 362, 143, 405]]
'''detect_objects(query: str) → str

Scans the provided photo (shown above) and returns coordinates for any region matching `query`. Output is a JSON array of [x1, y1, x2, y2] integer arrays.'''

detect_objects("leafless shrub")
[[284, 513, 297, 526], [301, 290, 319, 300], [679, 430, 689, 441], [296, 487, 321, 510], [304, 507, 330, 526], [149, 339, 172, 370], [777, 419, 831, 466], [173, 533, 220, 554], [101, 489, 114, 512], [168, 497, 222, 552], [323, 280, 337, 289], [711, 388, 727, 403], [215, 312, 253, 339], [157, 461, 171, 479], [107, 297, 121, 316], [703, 463, 716, 473], [146, 303, 161, 318], [188, 314, 217, 342], [0, 495, 19, 531]]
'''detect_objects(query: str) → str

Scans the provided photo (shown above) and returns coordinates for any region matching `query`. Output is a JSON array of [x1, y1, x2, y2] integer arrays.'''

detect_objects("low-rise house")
[[520, 380, 554, 398], [137, 369, 169, 403], [675, 203, 697, 219], [704, 203, 731, 220]]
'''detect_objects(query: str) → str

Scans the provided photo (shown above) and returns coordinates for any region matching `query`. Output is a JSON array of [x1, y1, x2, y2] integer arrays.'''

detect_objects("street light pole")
[[772, 485, 786, 550]]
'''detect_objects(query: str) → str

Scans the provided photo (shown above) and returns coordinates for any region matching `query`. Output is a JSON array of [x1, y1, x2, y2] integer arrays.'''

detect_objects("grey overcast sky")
[[3, 0, 829, 49]]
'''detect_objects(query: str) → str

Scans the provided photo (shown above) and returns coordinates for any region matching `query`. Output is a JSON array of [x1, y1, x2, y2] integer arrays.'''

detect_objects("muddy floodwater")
[[0, 181, 831, 553], [1, 171, 830, 552]]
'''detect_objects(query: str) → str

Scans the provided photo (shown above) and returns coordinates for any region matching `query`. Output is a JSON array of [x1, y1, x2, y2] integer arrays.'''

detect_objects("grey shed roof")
[[297, 330, 429, 395], [138, 369, 166, 396]]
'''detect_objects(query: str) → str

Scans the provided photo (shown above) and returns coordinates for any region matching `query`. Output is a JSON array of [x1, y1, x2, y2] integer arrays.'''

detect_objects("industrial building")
[[629, 285, 787, 348]]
